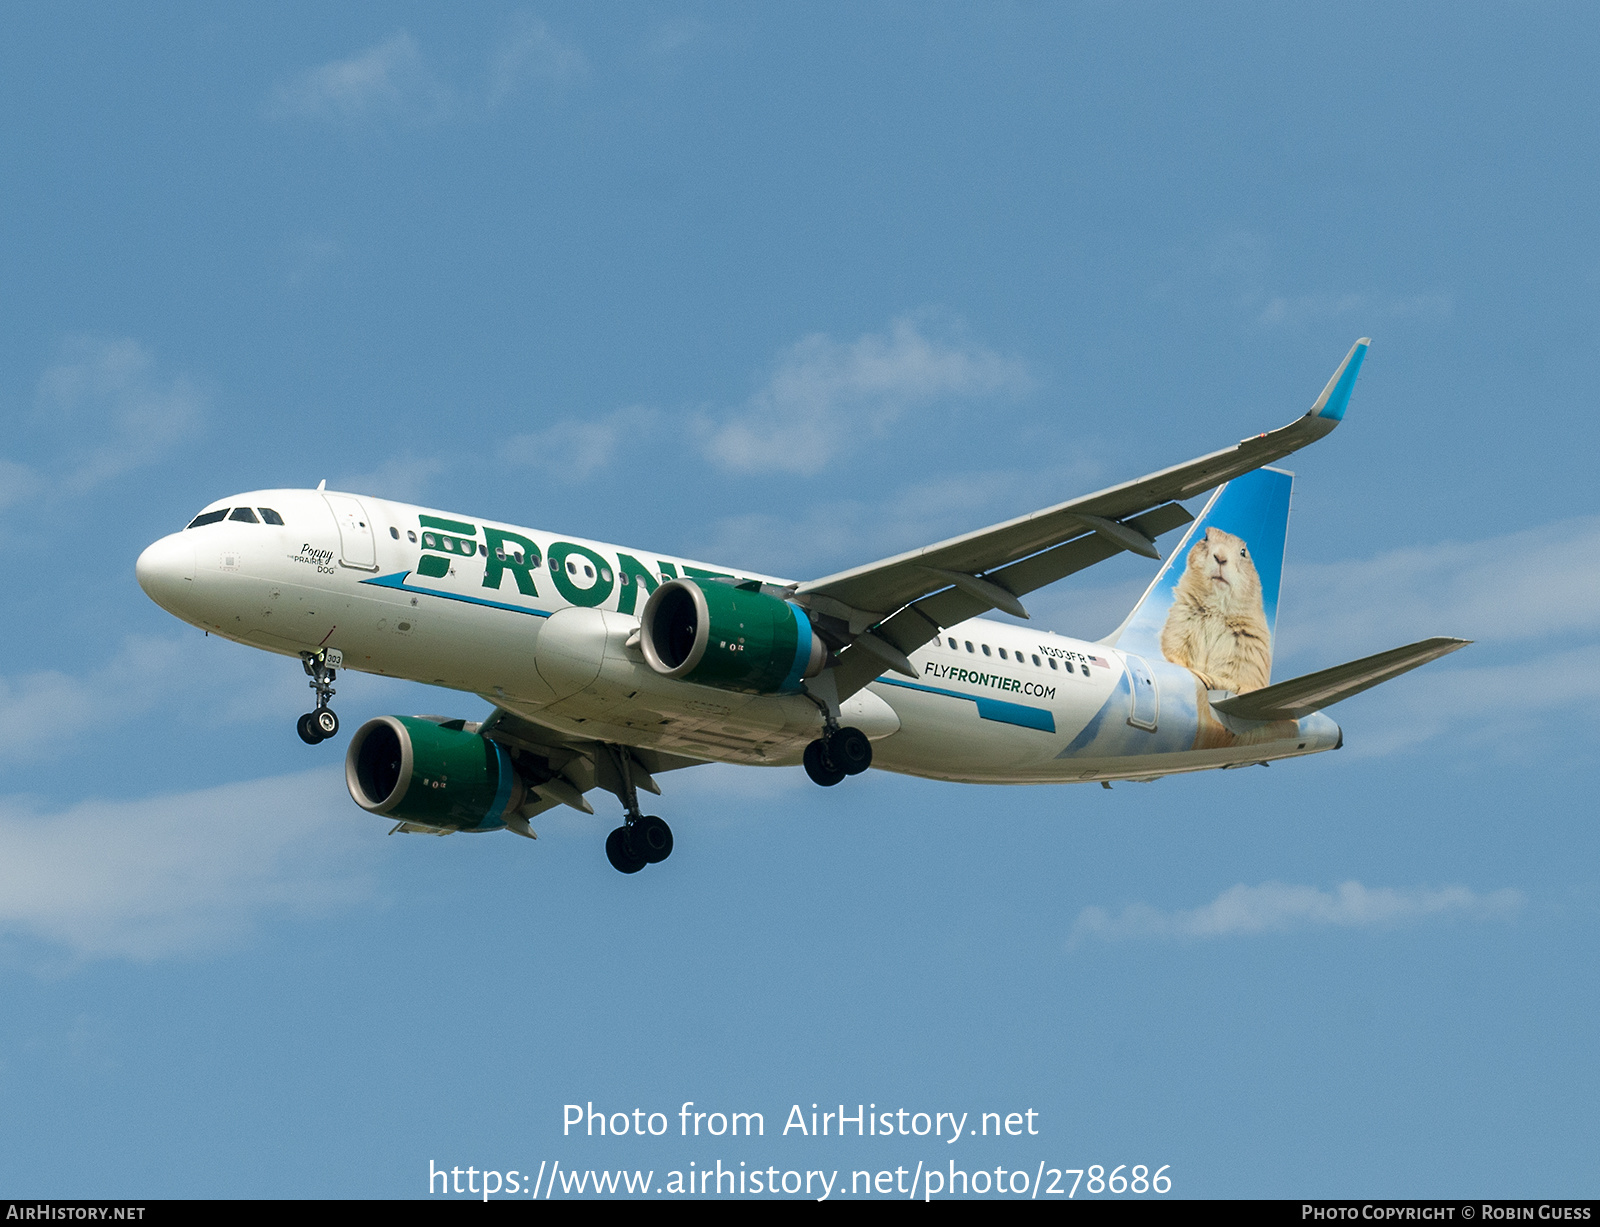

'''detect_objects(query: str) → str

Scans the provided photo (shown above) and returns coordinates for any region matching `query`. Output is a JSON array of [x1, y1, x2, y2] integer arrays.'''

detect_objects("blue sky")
[[2, 3, 1597, 1199]]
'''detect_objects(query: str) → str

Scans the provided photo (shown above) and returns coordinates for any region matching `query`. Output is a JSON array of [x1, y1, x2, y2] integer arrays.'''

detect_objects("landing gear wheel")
[[298, 651, 340, 747], [606, 826, 648, 874], [803, 738, 846, 786], [634, 815, 673, 864], [828, 726, 873, 775]]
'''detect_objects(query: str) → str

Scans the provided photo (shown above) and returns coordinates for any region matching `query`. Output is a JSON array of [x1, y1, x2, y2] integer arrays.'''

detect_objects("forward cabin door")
[[323, 493, 378, 571]]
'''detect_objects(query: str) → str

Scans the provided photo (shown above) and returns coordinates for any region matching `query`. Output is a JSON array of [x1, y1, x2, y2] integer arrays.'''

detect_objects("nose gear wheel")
[[296, 650, 340, 744]]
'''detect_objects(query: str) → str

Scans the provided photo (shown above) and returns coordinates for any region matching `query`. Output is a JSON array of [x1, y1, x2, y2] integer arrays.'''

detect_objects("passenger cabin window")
[[965, 641, 974, 653], [406, 530, 417, 543], [1066, 661, 1076, 673], [258, 508, 284, 526], [947, 638, 957, 649], [389, 527, 400, 539], [981, 644, 991, 656], [187, 509, 228, 528], [998, 648, 1008, 660], [228, 507, 258, 523], [1031, 654, 1041, 666], [1048, 658, 1058, 670]]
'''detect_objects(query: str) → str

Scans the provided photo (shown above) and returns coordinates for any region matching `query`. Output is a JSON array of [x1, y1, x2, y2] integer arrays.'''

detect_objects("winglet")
[[1308, 338, 1370, 423]]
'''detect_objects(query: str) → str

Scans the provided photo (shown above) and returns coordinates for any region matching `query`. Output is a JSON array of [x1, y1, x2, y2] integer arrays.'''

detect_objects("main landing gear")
[[296, 649, 340, 745], [802, 725, 872, 787], [603, 745, 673, 875]]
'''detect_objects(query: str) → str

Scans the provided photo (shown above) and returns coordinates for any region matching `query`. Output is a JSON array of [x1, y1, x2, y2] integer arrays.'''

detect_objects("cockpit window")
[[258, 508, 284, 525], [229, 507, 259, 523], [187, 509, 228, 528]]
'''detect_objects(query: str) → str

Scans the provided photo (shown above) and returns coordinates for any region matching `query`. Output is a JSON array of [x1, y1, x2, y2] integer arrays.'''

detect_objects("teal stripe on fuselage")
[[361, 571, 551, 617], [878, 677, 1056, 733]]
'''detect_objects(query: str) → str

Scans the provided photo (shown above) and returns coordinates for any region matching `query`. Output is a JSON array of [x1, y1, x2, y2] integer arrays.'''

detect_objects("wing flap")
[[1211, 637, 1470, 722]]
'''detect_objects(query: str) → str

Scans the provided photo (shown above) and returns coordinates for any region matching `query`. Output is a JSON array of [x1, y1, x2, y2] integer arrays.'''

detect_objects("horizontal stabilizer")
[[1211, 637, 1470, 722]]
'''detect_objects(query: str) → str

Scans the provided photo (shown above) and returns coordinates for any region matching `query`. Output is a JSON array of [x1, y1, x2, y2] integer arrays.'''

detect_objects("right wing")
[[1211, 637, 1471, 722], [798, 339, 1371, 700]]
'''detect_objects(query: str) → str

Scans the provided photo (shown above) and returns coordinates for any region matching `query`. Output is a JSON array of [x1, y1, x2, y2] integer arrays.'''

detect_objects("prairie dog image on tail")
[[1160, 526, 1273, 694]]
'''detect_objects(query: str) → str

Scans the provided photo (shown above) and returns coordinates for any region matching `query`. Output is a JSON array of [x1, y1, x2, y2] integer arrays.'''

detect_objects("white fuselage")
[[135, 488, 1340, 785]]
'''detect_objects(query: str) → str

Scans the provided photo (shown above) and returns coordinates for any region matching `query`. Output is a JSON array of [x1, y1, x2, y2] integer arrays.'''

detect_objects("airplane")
[[135, 339, 1467, 874]]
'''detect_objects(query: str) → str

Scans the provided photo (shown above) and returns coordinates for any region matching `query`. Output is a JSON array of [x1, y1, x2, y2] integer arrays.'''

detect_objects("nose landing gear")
[[296, 649, 341, 744]]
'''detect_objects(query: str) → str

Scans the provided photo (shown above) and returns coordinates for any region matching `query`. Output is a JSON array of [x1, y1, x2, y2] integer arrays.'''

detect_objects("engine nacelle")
[[345, 716, 525, 832], [639, 578, 826, 695]]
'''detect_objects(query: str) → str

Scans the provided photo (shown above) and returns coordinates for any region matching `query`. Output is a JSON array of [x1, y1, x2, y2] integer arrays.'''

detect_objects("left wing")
[[798, 339, 1370, 701]]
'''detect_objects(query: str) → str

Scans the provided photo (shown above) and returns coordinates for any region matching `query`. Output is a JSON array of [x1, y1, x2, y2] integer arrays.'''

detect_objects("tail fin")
[[1107, 466, 1293, 691]]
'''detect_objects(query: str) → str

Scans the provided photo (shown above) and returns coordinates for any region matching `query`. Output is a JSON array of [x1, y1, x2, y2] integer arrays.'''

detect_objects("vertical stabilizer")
[[1107, 467, 1293, 693]]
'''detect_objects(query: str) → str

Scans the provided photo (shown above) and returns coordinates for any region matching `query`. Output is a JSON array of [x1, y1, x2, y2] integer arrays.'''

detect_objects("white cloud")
[[271, 32, 450, 124], [272, 23, 585, 124], [1280, 516, 1600, 664], [0, 457, 43, 511], [695, 469, 1024, 577], [1321, 643, 1600, 759], [701, 316, 1032, 476], [1068, 880, 1523, 947], [1156, 231, 1450, 332], [502, 406, 658, 483], [1236, 514, 1600, 756], [0, 770, 376, 961], [1256, 291, 1451, 329], [30, 336, 204, 493], [490, 14, 587, 102], [0, 635, 302, 762], [644, 17, 709, 60]]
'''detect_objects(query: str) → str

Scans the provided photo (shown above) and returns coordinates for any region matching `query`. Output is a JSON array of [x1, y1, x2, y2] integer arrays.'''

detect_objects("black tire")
[[313, 708, 340, 738], [634, 815, 674, 864], [297, 713, 324, 745], [605, 826, 647, 874], [829, 726, 873, 775], [803, 738, 846, 786]]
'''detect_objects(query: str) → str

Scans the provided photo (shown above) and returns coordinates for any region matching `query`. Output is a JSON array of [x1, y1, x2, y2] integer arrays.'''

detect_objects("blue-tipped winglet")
[[1310, 338, 1370, 422]]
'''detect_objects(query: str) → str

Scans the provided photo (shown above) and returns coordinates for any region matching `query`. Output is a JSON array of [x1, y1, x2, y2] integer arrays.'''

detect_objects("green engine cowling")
[[639, 578, 826, 695], [345, 716, 525, 832]]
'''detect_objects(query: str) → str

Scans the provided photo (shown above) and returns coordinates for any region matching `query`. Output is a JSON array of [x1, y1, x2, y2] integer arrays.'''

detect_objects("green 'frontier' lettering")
[[483, 527, 541, 597], [614, 553, 659, 615]]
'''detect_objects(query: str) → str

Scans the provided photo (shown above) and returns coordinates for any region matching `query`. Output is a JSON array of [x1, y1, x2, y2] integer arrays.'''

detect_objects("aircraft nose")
[[136, 533, 196, 610]]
